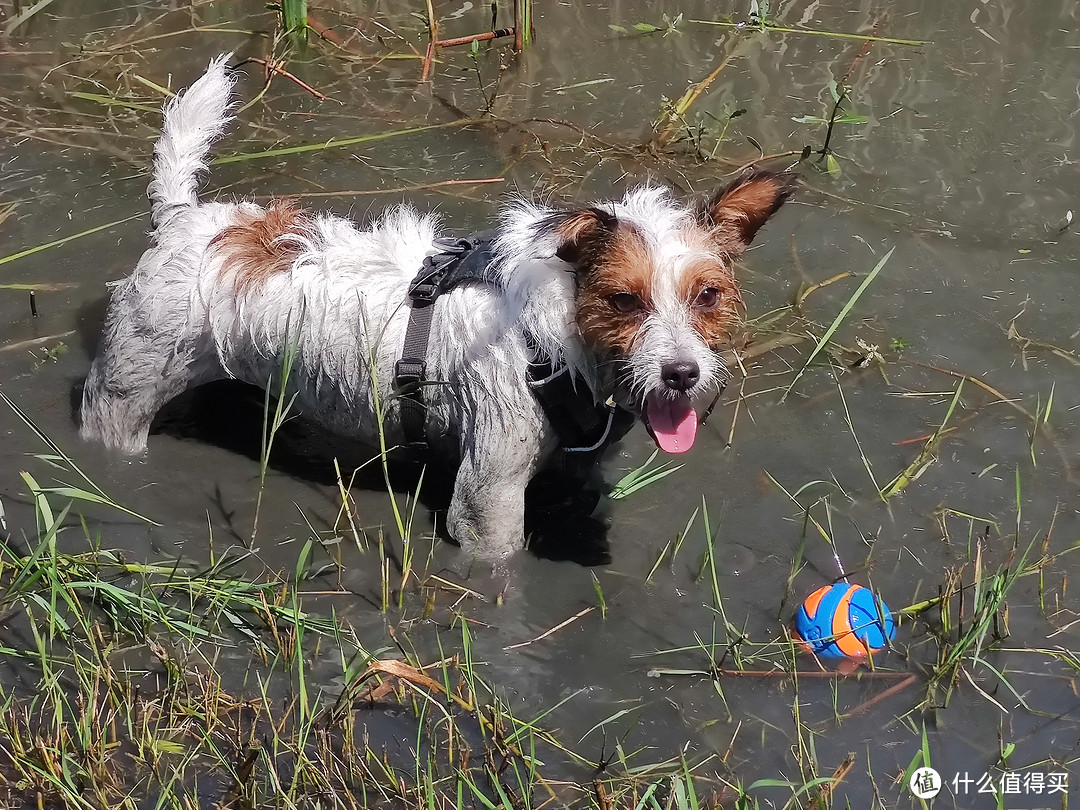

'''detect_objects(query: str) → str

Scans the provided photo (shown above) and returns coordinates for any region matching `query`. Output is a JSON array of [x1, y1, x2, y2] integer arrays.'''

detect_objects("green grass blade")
[[783, 246, 894, 400], [212, 120, 477, 165], [0, 213, 145, 267], [3, 0, 58, 34], [688, 18, 928, 46], [610, 450, 684, 499], [880, 379, 964, 499]]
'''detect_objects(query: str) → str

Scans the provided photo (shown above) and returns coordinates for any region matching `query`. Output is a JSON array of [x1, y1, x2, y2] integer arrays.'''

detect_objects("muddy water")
[[2, 0, 1079, 805]]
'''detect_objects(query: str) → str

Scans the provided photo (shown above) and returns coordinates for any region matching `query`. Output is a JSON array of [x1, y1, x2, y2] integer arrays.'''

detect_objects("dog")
[[80, 55, 794, 560]]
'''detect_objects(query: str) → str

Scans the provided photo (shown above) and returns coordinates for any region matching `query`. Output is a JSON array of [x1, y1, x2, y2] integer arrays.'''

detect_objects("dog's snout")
[[661, 361, 700, 392]]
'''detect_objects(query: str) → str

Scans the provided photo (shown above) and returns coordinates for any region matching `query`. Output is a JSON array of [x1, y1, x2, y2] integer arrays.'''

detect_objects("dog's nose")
[[661, 361, 700, 392]]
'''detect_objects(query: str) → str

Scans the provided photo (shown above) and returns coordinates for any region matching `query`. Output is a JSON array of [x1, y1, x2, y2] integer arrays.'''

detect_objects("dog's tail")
[[147, 53, 236, 224]]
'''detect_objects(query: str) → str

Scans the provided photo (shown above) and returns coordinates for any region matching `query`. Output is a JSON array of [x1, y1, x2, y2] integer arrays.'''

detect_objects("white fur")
[[80, 55, 787, 560], [148, 53, 236, 225], [609, 188, 729, 401]]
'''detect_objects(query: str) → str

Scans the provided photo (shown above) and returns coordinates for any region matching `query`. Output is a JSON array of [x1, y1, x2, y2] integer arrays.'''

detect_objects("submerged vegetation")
[[2, 1, 1079, 808]]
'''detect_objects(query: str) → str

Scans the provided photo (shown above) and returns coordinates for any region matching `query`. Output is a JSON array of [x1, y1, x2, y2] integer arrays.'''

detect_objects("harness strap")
[[526, 361, 606, 451], [396, 300, 434, 448], [395, 232, 629, 462], [396, 233, 497, 447]]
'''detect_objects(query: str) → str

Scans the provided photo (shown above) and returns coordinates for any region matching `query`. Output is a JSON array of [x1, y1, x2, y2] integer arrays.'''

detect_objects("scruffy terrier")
[[80, 55, 794, 560]]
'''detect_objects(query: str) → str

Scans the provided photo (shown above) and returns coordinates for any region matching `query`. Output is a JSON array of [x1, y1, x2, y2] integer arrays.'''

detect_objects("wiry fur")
[[148, 53, 237, 226], [81, 55, 794, 560]]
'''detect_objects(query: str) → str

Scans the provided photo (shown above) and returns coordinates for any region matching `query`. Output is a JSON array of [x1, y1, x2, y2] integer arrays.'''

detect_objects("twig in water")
[[212, 119, 478, 165], [421, 27, 517, 82], [839, 19, 883, 84], [437, 29, 514, 49], [843, 673, 918, 718], [504, 607, 594, 650], [906, 361, 1033, 420], [818, 84, 850, 159], [305, 13, 346, 47], [732, 149, 804, 174], [649, 667, 910, 679], [805, 752, 857, 809], [654, 37, 749, 147], [0, 331, 76, 354], [3, 0, 59, 35], [420, 0, 440, 82], [700, 333, 808, 425], [279, 177, 505, 199], [688, 18, 927, 46], [233, 57, 330, 100], [794, 272, 853, 312], [514, 0, 534, 51]]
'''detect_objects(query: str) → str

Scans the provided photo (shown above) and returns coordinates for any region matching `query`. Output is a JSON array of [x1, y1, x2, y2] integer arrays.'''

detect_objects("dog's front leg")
[[446, 398, 544, 560]]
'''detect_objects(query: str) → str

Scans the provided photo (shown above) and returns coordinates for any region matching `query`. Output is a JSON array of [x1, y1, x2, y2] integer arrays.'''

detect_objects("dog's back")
[[80, 56, 502, 457]]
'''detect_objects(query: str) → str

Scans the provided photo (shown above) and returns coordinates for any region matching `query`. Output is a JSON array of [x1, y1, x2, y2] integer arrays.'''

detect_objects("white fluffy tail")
[[148, 53, 236, 222]]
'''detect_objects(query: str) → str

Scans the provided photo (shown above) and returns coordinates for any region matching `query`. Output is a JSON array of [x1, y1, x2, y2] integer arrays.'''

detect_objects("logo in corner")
[[909, 767, 942, 799]]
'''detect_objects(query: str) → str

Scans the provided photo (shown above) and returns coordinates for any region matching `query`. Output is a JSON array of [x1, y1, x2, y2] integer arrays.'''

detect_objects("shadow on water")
[[70, 295, 614, 564], [150, 379, 614, 565]]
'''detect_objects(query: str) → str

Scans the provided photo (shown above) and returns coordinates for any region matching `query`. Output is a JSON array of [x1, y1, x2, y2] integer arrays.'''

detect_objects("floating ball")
[[793, 583, 896, 660]]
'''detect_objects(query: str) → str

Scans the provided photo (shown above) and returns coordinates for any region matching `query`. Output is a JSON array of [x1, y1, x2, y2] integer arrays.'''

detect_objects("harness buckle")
[[433, 236, 470, 254], [409, 279, 440, 303], [394, 358, 426, 393]]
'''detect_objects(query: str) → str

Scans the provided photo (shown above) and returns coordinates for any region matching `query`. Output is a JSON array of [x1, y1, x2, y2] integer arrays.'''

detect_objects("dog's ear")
[[545, 207, 618, 267], [704, 169, 795, 256]]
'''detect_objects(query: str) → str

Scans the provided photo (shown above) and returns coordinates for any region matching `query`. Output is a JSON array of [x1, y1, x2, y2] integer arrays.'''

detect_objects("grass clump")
[[0, 428, 761, 809]]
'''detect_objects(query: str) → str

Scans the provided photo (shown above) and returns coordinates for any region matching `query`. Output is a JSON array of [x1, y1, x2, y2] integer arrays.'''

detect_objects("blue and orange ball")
[[793, 583, 896, 661]]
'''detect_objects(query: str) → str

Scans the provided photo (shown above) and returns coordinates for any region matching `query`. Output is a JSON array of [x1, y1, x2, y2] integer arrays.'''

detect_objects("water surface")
[[1, 0, 1078, 805]]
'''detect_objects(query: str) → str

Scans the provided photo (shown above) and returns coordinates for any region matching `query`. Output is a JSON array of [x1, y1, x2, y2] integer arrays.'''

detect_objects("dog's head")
[[549, 169, 794, 454]]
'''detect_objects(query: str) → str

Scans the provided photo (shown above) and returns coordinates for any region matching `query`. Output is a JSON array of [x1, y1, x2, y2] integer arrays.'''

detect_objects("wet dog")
[[80, 55, 794, 560]]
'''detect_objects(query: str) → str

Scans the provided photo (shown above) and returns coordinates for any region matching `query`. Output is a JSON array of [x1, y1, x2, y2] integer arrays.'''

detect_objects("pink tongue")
[[646, 392, 698, 454]]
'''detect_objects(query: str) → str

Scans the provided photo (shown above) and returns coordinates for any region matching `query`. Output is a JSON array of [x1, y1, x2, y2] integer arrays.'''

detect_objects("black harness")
[[394, 233, 630, 466]]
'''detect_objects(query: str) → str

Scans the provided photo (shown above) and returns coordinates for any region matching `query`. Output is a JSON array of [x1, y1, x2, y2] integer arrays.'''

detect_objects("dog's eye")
[[609, 293, 643, 314], [695, 287, 721, 308]]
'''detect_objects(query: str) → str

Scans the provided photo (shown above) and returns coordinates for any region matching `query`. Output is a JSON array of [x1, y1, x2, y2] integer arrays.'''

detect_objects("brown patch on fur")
[[211, 199, 315, 291], [678, 259, 743, 349], [552, 207, 617, 267], [705, 169, 795, 257], [574, 223, 654, 356]]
